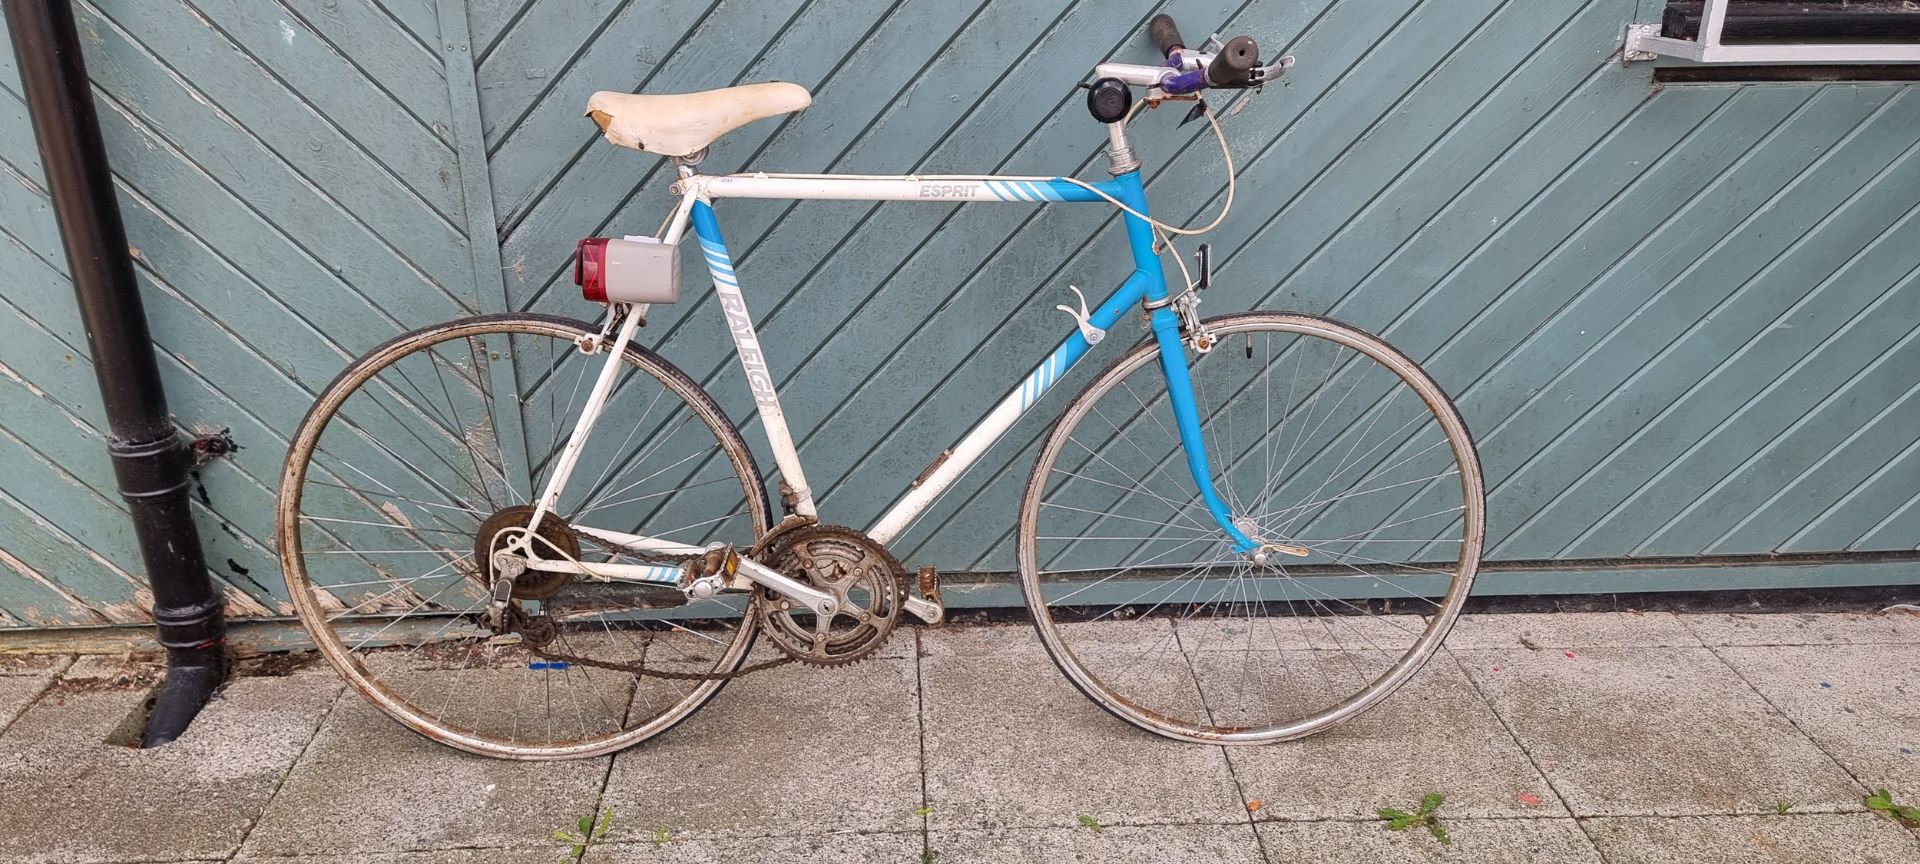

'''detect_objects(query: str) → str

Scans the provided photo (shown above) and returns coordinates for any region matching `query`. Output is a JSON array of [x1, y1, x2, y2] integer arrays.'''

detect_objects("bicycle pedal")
[[905, 565, 946, 626]]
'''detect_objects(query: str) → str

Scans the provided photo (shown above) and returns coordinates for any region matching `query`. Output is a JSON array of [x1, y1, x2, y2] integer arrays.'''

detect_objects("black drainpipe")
[[3, 0, 226, 746]]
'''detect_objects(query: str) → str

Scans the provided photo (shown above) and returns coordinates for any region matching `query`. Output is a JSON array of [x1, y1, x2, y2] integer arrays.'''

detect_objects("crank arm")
[[904, 595, 944, 625], [734, 556, 839, 617]]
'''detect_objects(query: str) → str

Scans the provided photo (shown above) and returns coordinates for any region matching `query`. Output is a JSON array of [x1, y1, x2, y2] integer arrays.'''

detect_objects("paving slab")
[[234, 850, 557, 864], [1256, 818, 1603, 863], [918, 618, 1158, 658], [1583, 814, 1920, 863], [920, 647, 1245, 830], [1682, 612, 1920, 647], [0, 654, 72, 676], [584, 832, 925, 862], [0, 673, 54, 735], [599, 657, 922, 838], [59, 653, 163, 682], [1443, 612, 1701, 650], [929, 823, 1265, 863], [1225, 653, 1564, 820], [1717, 645, 1920, 793], [1459, 647, 1862, 816], [0, 672, 339, 864], [242, 675, 611, 857]]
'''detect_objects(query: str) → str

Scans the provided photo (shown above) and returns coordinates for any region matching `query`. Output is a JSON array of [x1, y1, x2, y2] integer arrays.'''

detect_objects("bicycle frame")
[[519, 166, 1258, 591]]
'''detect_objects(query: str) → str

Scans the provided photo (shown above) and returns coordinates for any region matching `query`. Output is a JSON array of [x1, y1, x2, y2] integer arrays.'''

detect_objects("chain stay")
[[500, 525, 796, 682]]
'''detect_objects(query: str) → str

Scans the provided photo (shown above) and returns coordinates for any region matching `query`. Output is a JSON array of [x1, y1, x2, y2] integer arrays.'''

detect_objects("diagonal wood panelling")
[[471, 0, 1919, 576], [0, 0, 482, 627], [0, 0, 1916, 629]]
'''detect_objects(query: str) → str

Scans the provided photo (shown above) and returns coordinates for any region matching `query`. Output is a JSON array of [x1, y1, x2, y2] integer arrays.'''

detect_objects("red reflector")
[[575, 237, 610, 303]]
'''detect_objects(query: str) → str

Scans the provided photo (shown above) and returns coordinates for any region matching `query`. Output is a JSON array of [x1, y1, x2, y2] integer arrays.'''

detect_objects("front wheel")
[[277, 313, 772, 759], [1018, 312, 1484, 744]]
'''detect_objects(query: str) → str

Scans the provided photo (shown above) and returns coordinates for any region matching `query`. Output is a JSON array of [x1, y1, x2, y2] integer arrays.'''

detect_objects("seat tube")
[[690, 200, 818, 517], [1114, 172, 1256, 553]]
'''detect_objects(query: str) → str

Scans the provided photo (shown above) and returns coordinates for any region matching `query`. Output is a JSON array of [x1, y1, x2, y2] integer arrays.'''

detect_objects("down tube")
[[864, 271, 1151, 546]]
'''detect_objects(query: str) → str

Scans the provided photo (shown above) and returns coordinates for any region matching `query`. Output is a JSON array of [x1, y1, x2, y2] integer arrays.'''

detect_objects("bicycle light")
[[575, 236, 681, 305]]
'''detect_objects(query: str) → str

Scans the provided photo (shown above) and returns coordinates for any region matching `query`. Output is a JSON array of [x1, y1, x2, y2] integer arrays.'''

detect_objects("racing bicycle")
[[276, 14, 1485, 759]]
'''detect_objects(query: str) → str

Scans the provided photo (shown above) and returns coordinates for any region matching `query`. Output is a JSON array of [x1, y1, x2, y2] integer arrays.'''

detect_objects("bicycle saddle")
[[585, 82, 811, 157]]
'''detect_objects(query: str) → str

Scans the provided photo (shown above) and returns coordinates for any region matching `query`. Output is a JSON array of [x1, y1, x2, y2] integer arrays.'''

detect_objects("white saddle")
[[586, 82, 812, 158]]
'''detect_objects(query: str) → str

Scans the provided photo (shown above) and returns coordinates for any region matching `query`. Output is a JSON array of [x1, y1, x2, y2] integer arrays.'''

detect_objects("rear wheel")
[[1018, 312, 1483, 743], [277, 313, 771, 759]]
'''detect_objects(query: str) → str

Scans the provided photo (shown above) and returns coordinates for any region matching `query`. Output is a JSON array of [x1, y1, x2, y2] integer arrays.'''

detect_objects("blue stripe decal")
[[1017, 345, 1078, 411], [979, 178, 1097, 202], [693, 215, 741, 285]]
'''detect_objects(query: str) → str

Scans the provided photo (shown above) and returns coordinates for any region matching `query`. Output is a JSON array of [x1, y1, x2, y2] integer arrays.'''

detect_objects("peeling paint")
[[380, 501, 415, 530], [220, 586, 273, 618], [0, 547, 107, 626]]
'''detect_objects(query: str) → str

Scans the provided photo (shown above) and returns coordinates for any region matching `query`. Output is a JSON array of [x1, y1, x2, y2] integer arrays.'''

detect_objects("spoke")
[[1048, 461, 1213, 533], [324, 556, 472, 621], [347, 576, 477, 651], [305, 477, 485, 517], [1039, 500, 1220, 533], [1267, 468, 1460, 534], [1044, 534, 1221, 606], [577, 384, 668, 511], [580, 445, 710, 517], [579, 474, 734, 516], [300, 514, 467, 535]]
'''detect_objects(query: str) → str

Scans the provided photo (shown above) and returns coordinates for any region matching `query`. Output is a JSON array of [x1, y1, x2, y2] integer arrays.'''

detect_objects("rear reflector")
[[574, 236, 681, 305]]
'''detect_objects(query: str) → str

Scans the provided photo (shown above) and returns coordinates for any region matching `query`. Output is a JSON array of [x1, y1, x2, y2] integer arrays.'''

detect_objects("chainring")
[[755, 524, 908, 666]]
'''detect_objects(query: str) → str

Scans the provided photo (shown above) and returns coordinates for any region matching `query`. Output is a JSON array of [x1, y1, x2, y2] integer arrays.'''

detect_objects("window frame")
[[1625, 0, 1920, 65]]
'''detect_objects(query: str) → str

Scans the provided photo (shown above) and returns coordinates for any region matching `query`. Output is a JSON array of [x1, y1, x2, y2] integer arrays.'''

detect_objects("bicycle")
[[276, 14, 1484, 760]]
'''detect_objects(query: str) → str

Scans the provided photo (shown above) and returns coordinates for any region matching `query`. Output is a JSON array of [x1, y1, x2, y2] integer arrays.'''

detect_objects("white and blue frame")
[[690, 168, 1256, 552], [522, 166, 1257, 594]]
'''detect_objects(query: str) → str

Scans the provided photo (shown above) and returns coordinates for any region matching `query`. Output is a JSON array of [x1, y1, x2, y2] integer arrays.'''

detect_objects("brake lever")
[[1251, 55, 1296, 85]]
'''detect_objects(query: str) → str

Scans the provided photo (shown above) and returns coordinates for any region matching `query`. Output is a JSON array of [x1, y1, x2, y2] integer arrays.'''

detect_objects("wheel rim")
[[1020, 313, 1483, 743], [278, 315, 770, 759]]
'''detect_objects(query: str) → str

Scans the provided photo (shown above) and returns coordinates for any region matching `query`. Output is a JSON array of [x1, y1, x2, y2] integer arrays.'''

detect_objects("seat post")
[[673, 148, 707, 178]]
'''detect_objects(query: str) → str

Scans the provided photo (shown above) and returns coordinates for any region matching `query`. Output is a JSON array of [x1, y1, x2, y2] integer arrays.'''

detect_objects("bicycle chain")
[[500, 524, 800, 683]]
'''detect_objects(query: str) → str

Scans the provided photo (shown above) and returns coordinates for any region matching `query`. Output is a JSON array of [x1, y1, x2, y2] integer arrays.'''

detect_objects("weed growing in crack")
[[1378, 792, 1451, 846], [551, 808, 613, 859]]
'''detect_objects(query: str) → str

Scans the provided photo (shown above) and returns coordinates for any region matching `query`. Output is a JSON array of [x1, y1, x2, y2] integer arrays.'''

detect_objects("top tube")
[[694, 172, 1126, 205]]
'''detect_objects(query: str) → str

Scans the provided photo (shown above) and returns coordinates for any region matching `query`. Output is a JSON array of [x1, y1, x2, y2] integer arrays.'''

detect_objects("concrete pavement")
[[1, 610, 1917, 863]]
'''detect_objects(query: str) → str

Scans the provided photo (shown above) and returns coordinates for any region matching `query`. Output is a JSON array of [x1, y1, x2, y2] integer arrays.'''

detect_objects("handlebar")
[[1148, 13, 1186, 58], [1114, 14, 1285, 97], [1148, 14, 1258, 88], [1207, 35, 1259, 87]]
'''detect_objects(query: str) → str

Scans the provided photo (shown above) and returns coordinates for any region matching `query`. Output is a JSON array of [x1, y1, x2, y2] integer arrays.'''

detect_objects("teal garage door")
[[1, 0, 1915, 629]]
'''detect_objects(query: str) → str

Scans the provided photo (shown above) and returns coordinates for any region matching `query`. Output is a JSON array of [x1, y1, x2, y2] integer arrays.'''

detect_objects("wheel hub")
[[472, 505, 579, 600]]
